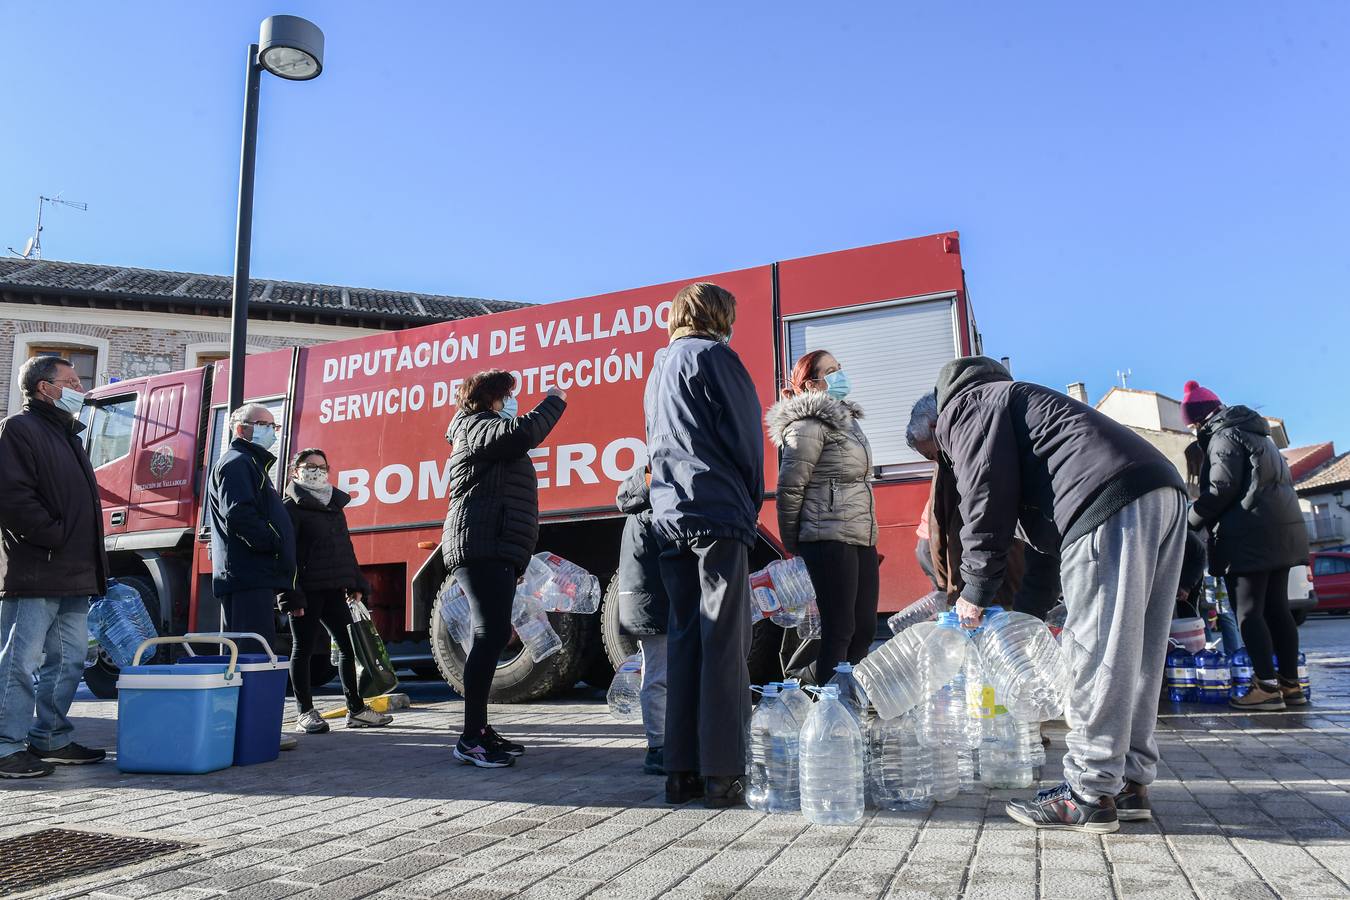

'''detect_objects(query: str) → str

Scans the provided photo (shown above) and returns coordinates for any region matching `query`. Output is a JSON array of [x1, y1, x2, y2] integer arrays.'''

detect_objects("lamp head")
[[259, 15, 324, 80]]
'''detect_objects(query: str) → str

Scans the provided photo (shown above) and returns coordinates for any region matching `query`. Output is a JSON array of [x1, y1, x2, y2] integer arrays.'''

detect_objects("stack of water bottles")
[[438, 552, 601, 663], [87, 579, 159, 668], [1170, 642, 1312, 704], [749, 558, 817, 631]]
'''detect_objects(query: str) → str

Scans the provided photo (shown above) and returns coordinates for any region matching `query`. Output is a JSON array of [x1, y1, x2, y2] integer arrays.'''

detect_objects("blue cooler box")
[[181, 652, 288, 766], [117, 662, 241, 774]]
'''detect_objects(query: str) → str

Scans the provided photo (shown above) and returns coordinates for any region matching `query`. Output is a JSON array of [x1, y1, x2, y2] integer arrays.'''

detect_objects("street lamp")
[[227, 15, 325, 412]]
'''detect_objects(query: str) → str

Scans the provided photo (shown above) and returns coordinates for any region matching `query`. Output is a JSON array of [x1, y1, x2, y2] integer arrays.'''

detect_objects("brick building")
[[0, 258, 525, 412]]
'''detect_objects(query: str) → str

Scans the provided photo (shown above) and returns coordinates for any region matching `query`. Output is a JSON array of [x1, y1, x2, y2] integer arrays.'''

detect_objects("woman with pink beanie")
[[1182, 380, 1310, 711]]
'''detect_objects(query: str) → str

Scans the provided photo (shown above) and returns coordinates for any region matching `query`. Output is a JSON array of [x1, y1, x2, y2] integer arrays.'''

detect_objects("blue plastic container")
[[1165, 644, 1197, 703], [116, 663, 241, 774], [180, 653, 288, 766]]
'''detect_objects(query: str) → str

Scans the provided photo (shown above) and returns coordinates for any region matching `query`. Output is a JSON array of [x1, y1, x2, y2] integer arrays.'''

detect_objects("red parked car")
[[1312, 550, 1350, 614]]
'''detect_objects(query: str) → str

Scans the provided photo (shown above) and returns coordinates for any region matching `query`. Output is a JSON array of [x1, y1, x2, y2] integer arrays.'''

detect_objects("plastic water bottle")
[[799, 685, 865, 825], [866, 711, 933, 811], [1024, 721, 1045, 768], [973, 607, 1067, 722], [1166, 644, 1197, 703], [88, 580, 158, 668], [827, 662, 869, 722], [747, 685, 801, 813], [750, 567, 783, 619], [797, 599, 822, 641], [956, 748, 978, 794], [917, 614, 976, 748], [531, 553, 602, 614], [607, 652, 643, 721], [1194, 648, 1230, 704], [438, 582, 475, 655], [931, 748, 961, 802], [854, 621, 938, 720], [887, 591, 947, 636], [1298, 651, 1310, 702], [978, 721, 1035, 790], [1229, 648, 1253, 700], [778, 679, 813, 726], [763, 558, 815, 629], [511, 592, 563, 662]]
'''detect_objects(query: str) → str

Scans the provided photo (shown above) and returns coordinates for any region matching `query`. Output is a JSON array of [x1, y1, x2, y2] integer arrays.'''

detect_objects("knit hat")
[[1180, 380, 1222, 426]]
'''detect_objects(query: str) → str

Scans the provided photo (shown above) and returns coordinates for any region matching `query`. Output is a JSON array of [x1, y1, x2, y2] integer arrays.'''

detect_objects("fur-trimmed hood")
[[765, 391, 863, 447]]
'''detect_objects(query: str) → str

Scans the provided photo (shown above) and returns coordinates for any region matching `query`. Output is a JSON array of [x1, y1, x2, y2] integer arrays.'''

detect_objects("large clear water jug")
[[973, 607, 1067, 721], [917, 614, 977, 749], [887, 591, 947, 636], [747, 685, 801, 814], [866, 711, 933, 811], [607, 652, 642, 721], [799, 685, 865, 825], [854, 621, 938, 720]]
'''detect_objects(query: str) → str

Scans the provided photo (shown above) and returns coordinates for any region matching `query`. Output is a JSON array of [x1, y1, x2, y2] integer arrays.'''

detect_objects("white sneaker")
[[295, 710, 329, 734], [279, 734, 299, 751], [346, 707, 393, 728]]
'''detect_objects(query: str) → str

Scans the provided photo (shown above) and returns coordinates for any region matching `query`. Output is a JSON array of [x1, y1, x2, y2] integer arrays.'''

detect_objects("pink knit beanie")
[[1180, 380, 1222, 426]]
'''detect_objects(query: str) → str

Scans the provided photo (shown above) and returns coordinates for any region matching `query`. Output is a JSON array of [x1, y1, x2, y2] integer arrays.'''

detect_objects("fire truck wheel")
[[82, 575, 162, 700], [430, 573, 587, 703], [600, 576, 639, 671]]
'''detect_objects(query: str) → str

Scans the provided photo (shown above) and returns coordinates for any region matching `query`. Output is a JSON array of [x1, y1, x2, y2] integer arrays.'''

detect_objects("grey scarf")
[[295, 479, 334, 507]]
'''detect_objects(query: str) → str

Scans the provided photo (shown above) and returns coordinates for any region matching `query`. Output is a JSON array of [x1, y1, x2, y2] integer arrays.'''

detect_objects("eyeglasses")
[[298, 464, 329, 474], [45, 377, 84, 390], [244, 419, 274, 427]]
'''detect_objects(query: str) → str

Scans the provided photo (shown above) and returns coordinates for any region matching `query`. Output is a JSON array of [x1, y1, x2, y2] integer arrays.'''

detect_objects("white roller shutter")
[[786, 297, 958, 474]]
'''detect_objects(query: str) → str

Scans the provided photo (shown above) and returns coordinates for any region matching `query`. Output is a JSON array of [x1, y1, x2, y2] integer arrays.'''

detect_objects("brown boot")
[[1115, 780, 1151, 822], [1278, 677, 1308, 707], [1229, 681, 1286, 711]]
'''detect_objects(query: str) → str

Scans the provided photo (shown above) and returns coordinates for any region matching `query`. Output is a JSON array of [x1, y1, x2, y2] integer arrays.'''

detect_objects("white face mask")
[[296, 468, 328, 489], [249, 423, 277, 451], [500, 395, 519, 419], [54, 386, 84, 416]]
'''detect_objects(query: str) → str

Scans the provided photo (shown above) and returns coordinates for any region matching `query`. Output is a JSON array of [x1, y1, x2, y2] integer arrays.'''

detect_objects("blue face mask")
[[249, 423, 277, 451], [824, 370, 851, 399], [500, 395, 519, 419]]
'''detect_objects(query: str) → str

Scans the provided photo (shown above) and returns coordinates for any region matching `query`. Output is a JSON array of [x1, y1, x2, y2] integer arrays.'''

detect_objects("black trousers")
[[1225, 567, 1299, 683], [660, 536, 751, 778], [797, 541, 880, 681], [287, 588, 361, 713], [454, 561, 517, 736], [220, 588, 279, 656]]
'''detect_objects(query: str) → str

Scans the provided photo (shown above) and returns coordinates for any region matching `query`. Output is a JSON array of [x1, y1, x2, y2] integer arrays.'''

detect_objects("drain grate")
[[0, 828, 187, 896]]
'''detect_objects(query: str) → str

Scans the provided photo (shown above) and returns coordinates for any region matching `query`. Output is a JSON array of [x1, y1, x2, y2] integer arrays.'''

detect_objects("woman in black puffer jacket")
[[1182, 381, 1309, 711], [442, 371, 566, 768], [282, 448, 392, 734]]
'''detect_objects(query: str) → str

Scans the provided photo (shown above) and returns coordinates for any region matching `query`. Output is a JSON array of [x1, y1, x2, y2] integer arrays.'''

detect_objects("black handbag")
[[347, 595, 399, 698]]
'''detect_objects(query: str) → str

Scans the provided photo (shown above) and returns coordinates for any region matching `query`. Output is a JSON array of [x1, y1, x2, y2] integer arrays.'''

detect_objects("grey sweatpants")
[[660, 537, 752, 778], [1060, 487, 1186, 801]]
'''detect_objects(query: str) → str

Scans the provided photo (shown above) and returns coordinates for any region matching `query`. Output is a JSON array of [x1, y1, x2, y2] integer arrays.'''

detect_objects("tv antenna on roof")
[[1117, 368, 1133, 389], [7, 194, 88, 260]]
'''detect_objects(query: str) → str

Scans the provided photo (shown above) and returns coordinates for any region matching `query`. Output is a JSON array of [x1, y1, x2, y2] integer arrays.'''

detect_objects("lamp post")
[[227, 15, 325, 413]]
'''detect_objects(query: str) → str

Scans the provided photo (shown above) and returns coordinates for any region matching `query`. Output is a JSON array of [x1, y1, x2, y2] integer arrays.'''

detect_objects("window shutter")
[[787, 298, 958, 473]]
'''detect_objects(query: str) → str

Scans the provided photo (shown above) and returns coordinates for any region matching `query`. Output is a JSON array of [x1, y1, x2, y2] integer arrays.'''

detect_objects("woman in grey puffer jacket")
[[767, 350, 878, 681]]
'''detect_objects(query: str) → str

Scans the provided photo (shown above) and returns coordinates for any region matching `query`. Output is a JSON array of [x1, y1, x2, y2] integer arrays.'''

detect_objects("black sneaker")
[[1115, 780, 1152, 822], [0, 750, 54, 779], [644, 747, 665, 776], [1005, 782, 1119, 834], [30, 742, 106, 766], [454, 734, 514, 769], [704, 775, 747, 809], [665, 771, 704, 804], [483, 726, 524, 757]]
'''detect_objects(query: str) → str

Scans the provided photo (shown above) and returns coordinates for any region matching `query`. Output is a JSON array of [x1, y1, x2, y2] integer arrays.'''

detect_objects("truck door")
[[84, 391, 139, 538], [126, 369, 206, 536]]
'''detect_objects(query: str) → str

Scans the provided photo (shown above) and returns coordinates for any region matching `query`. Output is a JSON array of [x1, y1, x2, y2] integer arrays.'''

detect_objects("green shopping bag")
[[347, 594, 399, 699]]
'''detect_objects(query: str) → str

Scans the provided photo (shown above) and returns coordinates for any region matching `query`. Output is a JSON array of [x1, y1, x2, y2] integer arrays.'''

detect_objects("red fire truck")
[[80, 231, 982, 700]]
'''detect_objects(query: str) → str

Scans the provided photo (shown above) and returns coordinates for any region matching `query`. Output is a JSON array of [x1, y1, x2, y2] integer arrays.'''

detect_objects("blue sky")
[[4, 2, 1347, 448]]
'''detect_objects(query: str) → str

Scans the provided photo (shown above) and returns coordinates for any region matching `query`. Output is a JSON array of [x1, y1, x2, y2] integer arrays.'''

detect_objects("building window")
[[27, 344, 97, 390], [9, 332, 111, 415], [184, 342, 270, 370]]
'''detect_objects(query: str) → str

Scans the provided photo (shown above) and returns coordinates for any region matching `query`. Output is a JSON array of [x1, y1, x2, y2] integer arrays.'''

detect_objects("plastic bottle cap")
[[819, 684, 840, 699], [938, 611, 960, 627], [835, 662, 852, 673], [763, 685, 779, 697]]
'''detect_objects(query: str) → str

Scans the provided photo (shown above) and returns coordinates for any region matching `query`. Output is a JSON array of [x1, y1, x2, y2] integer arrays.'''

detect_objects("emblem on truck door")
[[149, 446, 175, 480]]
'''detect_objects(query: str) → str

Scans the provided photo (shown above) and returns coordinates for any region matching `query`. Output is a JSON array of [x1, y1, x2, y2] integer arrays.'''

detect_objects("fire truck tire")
[[430, 573, 587, 703], [600, 576, 639, 671], [82, 575, 161, 700]]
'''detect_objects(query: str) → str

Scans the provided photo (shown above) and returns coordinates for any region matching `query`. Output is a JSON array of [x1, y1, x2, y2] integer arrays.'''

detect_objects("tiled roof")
[[0, 258, 527, 323], [1283, 442, 1336, 481], [1297, 451, 1350, 494]]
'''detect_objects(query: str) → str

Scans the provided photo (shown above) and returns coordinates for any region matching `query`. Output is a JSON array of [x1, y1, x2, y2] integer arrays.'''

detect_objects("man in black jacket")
[[935, 357, 1186, 834], [206, 404, 297, 657], [0, 356, 109, 778]]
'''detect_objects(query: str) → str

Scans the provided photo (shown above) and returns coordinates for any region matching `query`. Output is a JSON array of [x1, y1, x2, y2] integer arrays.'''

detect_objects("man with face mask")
[[0, 356, 109, 777], [206, 403, 297, 663]]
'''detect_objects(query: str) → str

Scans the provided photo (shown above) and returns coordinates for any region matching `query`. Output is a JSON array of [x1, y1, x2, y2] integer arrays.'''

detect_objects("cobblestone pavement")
[[5, 618, 1350, 900]]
